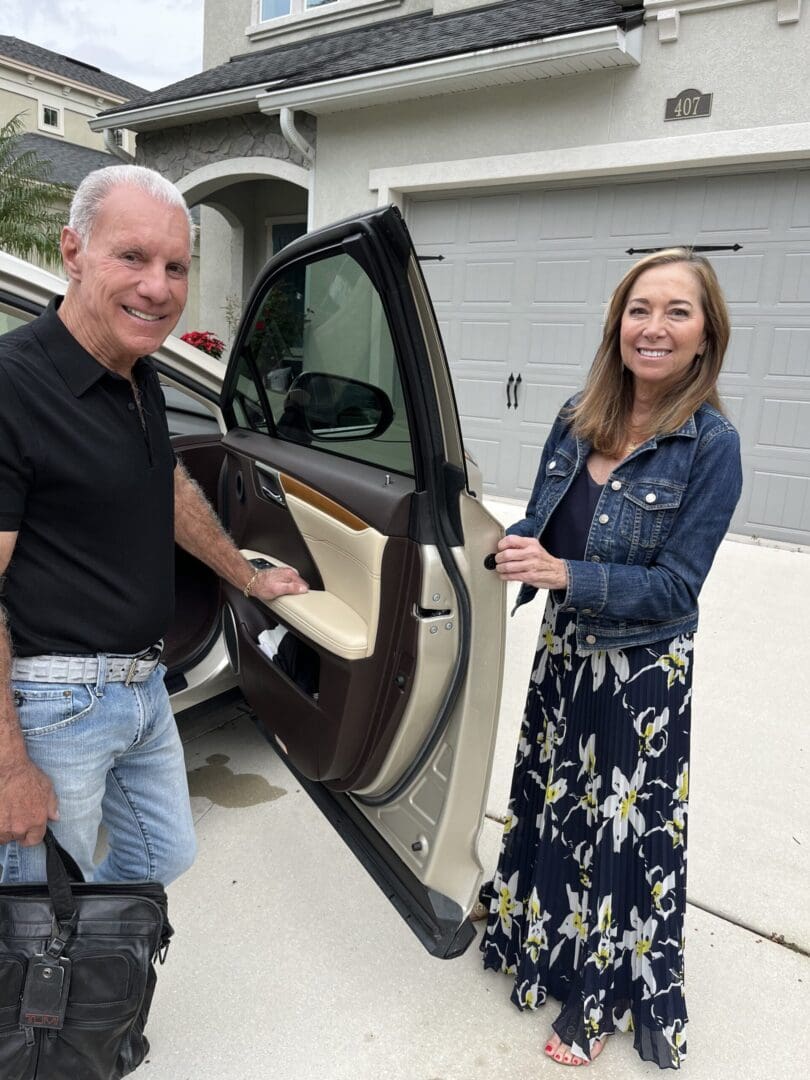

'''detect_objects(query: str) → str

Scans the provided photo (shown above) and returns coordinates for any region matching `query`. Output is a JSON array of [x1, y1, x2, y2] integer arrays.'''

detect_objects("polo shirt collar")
[[34, 297, 153, 397]]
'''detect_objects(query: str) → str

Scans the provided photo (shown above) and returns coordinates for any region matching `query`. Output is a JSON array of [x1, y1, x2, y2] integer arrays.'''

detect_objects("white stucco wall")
[[309, 2, 809, 226]]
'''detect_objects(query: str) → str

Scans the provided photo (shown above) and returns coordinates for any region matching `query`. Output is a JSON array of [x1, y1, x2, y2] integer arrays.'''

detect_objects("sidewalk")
[[147, 506, 809, 1080]]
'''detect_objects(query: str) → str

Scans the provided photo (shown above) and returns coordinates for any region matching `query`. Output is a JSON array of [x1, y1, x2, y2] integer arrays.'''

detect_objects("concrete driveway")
[[145, 500, 808, 1080]]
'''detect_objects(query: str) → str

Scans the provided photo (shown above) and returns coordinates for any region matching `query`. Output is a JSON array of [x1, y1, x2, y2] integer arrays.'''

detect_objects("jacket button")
[[548, 460, 557, 470], [590, 555, 601, 562], [645, 492, 657, 504], [586, 634, 597, 645], [598, 513, 609, 524], [582, 608, 592, 615], [611, 480, 622, 491]]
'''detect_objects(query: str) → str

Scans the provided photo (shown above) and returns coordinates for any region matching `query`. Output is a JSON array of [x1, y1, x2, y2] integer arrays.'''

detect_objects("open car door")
[[219, 207, 506, 958]]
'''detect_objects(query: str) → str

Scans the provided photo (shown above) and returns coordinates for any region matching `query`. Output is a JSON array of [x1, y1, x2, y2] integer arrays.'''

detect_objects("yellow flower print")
[[496, 871, 523, 934], [544, 763, 568, 805]]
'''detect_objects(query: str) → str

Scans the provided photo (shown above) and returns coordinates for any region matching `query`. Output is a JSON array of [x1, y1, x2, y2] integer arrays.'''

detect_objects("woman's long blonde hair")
[[569, 248, 730, 457]]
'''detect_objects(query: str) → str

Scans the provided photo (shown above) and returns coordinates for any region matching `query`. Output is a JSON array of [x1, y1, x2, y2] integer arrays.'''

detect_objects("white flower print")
[[647, 867, 678, 917], [629, 635, 694, 689], [602, 761, 647, 852], [523, 888, 552, 964], [573, 646, 630, 699], [634, 705, 670, 758], [495, 870, 523, 934], [621, 906, 661, 997], [550, 885, 588, 967], [662, 1019, 687, 1067]]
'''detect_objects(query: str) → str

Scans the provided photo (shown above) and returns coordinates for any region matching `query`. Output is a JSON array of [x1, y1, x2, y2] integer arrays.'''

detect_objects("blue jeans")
[[0, 662, 196, 885]]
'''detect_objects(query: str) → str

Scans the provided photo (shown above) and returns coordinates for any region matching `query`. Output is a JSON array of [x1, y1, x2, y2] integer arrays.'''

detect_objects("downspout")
[[280, 107, 315, 167], [103, 128, 135, 163]]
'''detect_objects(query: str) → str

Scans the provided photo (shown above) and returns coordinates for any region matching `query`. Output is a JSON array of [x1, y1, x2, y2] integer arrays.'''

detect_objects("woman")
[[479, 249, 742, 1070]]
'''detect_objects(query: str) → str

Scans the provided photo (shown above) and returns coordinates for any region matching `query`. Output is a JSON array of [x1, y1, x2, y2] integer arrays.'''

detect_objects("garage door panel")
[[789, 172, 810, 227], [516, 438, 550, 495], [747, 471, 810, 536], [468, 194, 521, 242], [460, 319, 511, 363], [532, 259, 591, 304], [758, 399, 810, 451], [610, 181, 680, 237], [463, 261, 515, 303], [719, 393, 745, 429], [421, 260, 456, 303], [454, 376, 508, 421], [723, 324, 756, 374], [713, 253, 766, 304], [703, 174, 779, 232], [527, 322, 591, 368], [770, 327, 810, 376], [778, 252, 810, 302], [536, 189, 599, 240]]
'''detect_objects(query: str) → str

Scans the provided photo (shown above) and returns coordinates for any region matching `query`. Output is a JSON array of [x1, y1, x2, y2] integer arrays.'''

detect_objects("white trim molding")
[[175, 156, 311, 206], [645, 0, 802, 40], [368, 121, 810, 205]]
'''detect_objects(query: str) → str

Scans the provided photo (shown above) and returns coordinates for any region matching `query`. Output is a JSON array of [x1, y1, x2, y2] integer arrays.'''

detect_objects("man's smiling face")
[[60, 185, 190, 372]]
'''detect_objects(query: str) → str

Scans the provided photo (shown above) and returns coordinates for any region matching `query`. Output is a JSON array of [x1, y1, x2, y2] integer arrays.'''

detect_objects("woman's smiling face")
[[619, 263, 707, 392]]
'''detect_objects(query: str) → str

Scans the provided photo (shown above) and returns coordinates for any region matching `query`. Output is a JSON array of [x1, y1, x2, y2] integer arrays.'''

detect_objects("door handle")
[[506, 373, 514, 409], [514, 373, 522, 409], [254, 461, 286, 507]]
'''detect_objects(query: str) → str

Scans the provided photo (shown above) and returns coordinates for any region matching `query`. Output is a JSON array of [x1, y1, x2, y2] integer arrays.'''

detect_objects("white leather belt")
[[11, 645, 163, 686]]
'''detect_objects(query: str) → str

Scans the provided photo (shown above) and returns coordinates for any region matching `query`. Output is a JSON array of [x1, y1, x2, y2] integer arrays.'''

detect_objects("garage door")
[[408, 169, 810, 546]]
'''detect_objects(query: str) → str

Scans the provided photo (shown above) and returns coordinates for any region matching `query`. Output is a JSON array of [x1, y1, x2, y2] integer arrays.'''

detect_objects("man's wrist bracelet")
[[243, 569, 261, 598]]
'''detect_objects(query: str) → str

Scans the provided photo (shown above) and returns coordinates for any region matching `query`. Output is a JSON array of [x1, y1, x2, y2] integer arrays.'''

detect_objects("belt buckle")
[[124, 657, 140, 686]]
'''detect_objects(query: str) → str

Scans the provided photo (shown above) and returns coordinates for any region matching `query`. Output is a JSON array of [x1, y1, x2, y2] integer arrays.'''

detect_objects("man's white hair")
[[68, 165, 196, 251]]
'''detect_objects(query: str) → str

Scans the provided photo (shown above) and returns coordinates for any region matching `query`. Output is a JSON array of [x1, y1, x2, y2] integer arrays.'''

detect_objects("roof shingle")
[[0, 36, 146, 100], [15, 132, 115, 189]]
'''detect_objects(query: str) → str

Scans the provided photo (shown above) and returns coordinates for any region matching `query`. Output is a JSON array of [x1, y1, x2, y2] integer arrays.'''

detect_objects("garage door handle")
[[514, 373, 522, 409], [506, 373, 514, 409]]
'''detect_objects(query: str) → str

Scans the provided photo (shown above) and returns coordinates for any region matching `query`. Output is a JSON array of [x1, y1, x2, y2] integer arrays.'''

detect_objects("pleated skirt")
[[480, 597, 692, 1070]]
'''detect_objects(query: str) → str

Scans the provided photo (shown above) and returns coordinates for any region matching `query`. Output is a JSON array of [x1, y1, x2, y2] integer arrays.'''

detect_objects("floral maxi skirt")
[[480, 598, 692, 1070]]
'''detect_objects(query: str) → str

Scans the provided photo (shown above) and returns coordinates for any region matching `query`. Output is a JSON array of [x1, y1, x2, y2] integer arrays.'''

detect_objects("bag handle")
[[42, 828, 84, 956]]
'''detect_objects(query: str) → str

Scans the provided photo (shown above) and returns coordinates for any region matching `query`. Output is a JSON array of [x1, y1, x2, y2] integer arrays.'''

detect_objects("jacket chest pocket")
[[618, 480, 685, 552]]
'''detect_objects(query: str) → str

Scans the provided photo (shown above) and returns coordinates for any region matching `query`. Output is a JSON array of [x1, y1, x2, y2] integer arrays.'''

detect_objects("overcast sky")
[[3, 0, 204, 92]]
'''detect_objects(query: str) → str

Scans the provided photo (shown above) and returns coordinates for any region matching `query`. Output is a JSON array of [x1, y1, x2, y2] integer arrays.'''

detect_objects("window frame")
[[248, 0, 403, 42], [39, 103, 63, 135]]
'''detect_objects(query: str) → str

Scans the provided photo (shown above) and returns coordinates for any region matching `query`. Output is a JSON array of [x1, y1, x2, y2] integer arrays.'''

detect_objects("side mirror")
[[280, 371, 394, 442]]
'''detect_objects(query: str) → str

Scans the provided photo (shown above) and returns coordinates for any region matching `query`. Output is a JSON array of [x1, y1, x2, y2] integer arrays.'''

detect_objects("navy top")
[[0, 299, 176, 656], [541, 463, 603, 561]]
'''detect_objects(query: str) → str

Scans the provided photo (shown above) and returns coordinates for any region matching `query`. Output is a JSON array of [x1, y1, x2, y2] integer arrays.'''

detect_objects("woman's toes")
[[545, 1033, 562, 1058]]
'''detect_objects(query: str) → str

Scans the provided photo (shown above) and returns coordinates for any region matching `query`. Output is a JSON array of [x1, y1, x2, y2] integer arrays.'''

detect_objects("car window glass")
[[231, 251, 414, 476], [0, 304, 31, 335], [160, 381, 222, 437]]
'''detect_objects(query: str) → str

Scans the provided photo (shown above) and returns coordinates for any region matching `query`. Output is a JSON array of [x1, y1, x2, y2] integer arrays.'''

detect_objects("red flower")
[[181, 330, 225, 359]]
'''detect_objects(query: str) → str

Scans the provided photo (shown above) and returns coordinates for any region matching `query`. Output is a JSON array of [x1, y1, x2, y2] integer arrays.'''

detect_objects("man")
[[0, 164, 307, 884]]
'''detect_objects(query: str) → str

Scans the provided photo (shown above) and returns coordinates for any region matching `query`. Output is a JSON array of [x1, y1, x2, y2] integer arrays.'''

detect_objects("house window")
[[260, 0, 338, 19], [112, 129, 124, 148], [42, 105, 60, 129]]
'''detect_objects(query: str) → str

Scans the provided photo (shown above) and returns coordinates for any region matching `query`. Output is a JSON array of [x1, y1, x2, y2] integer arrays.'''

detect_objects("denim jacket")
[[509, 399, 743, 652]]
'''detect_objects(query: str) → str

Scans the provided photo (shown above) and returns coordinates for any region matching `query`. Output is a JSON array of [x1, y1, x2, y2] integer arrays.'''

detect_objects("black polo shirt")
[[0, 299, 175, 656]]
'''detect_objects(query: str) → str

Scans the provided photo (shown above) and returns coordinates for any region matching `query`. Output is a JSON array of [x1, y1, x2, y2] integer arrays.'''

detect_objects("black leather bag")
[[0, 830, 173, 1079]]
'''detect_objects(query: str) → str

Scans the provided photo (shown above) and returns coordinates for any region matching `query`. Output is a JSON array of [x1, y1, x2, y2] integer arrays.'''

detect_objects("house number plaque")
[[665, 88, 713, 121]]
